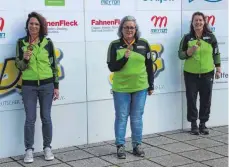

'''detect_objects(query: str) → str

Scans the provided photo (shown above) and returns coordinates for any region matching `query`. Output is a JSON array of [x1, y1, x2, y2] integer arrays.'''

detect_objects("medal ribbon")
[[195, 34, 201, 46], [28, 36, 39, 51], [123, 38, 135, 49]]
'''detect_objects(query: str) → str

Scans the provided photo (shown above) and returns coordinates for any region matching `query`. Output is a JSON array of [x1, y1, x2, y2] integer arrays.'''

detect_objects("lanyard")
[[28, 36, 39, 51], [123, 38, 135, 50], [195, 34, 202, 46]]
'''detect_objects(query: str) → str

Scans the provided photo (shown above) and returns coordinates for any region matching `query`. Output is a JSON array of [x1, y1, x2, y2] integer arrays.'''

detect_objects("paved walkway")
[[0, 126, 228, 167]]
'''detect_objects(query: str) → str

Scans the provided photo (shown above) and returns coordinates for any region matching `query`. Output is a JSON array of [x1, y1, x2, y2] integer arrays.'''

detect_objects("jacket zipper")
[[35, 55, 40, 86], [199, 39, 201, 78]]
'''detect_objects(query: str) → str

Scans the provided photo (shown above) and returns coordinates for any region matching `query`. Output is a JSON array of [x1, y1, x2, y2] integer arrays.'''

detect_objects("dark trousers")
[[184, 71, 214, 123], [22, 83, 54, 150]]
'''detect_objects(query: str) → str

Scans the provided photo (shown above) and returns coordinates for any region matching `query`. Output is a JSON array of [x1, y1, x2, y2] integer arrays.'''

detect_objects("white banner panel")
[[213, 60, 228, 89], [52, 42, 87, 104], [0, 103, 87, 158], [137, 0, 181, 11], [144, 93, 182, 134], [0, 42, 86, 112], [218, 36, 228, 60], [24, 0, 84, 11], [214, 36, 228, 89], [0, 0, 24, 10], [25, 11, 85, 43], [86, 38, 182, 101], [136, 11, 181, 39], [182, 0, 228, 11], [147, 38, 182, 93], [0, 11, 26, 45], [86, 41, 112, 101], [182, 10, 228, 37], [85, 0, 135, 12], [0, 44, 23, 112], [88, 100, 117, 143], [85, 12, 134, 41]]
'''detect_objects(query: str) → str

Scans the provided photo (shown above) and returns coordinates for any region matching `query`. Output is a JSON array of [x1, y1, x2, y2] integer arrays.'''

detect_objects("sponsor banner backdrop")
[[85, 12, 134, 41], [0, 44, 24, 112], [0, 0, 24, 10], [0, 11, 26, 45], [85, 0, 135, 11], [217, 36, 228, 60], [147, 38, 182, 94], [24, 0, 84, 11], [136, 11, 181, 39], [50, 42, 87, 104], [86, 41, 113, 101], [182, 10, 228, 37], [0, 42, 86, 112], [182, 0, 228, 11], [213, 60, 228, 89], [26, 11, 85, 43], [136, 0, 181, 11], [86, 38, 182, 101]]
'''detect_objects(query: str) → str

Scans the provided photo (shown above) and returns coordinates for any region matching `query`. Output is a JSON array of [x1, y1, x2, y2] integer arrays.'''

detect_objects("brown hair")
[[190, 11, 212, 35], [25, 12, 48, 37]]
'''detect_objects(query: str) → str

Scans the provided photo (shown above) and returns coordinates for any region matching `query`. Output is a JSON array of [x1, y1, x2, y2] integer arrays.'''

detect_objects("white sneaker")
[[24, 149, 34, 163], [44, 147, 54, 161]]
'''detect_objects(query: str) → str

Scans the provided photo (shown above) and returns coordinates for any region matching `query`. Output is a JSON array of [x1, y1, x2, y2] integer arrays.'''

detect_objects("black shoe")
[[117, 145, 126, 159], [199, 123, 209, 135], [190, 121, 199, 135], [133, 144, 145, 157]]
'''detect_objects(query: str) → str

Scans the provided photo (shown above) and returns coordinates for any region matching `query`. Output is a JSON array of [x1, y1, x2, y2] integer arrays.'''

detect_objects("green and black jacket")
[[107, 38, 154, 93], [178, 31, 220, 74], [15, 36, 59, 89]]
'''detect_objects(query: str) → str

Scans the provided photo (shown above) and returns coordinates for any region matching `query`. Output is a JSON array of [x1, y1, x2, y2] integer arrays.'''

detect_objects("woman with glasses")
[[178, 12, 221, 135], [107, 16, 154, 159]]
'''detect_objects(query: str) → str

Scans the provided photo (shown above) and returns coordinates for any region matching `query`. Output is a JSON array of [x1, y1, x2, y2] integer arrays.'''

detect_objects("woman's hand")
[[53, 89, 59, 101], [215, 67, 221, 79], [125, 49, 131, 58], [187, 45, 198, 57], [24, 50, 32, 60], [148, 90, 153, 95]]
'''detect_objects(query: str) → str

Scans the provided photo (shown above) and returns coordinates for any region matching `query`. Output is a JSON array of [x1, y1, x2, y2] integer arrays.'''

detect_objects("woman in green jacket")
[[15, 12, 59, 163], [178, 12, 221, 135], [107, 16, 154, 159]]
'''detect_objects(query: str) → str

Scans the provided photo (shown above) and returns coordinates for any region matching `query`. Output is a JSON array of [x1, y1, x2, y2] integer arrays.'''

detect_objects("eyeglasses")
[[123, 26, 136, 30]]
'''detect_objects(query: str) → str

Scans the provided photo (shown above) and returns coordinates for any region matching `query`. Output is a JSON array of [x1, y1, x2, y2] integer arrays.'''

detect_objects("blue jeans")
[[113, 89, 147, 148], [22, 83, 54, 150]]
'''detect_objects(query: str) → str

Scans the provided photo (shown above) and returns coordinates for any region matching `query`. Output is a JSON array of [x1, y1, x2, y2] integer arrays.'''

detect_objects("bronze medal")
[[196, 40, 201, 46], [27, 45, 33, 51], [195, 33, 201, 47], [128, 45, 133, 51], [28, 36, 39, 51], [123, 38, 135, 51]]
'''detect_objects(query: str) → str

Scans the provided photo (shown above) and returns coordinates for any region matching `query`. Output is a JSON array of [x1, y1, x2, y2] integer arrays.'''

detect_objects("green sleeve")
[[178, 35, 189, 60], [15, 40, 29, 71], [49, 39, 59, 89], [211, 34, 221, 67]]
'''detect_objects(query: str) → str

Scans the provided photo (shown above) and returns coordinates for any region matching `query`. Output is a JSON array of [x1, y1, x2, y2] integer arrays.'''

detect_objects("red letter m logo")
[[205, 15, 215, 26], [151, 16, 167, 28]]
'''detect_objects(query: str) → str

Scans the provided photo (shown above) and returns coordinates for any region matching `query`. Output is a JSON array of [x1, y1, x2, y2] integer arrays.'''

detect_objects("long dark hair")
[[190, 11, 212, 35], [25, 12, 48, 38]]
